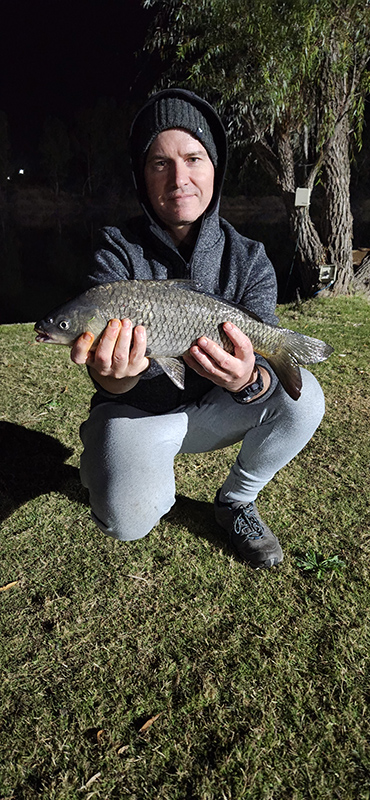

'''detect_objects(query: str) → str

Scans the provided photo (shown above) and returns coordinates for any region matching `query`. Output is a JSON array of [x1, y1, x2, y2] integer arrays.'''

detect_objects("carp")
[[35, 279, 333, 400]]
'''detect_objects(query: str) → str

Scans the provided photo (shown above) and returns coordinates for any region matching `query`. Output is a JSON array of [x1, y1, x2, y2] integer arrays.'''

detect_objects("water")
[[0, 188, 139, 323], [0, 190, 298, 325], [0, 220, 95, 324]]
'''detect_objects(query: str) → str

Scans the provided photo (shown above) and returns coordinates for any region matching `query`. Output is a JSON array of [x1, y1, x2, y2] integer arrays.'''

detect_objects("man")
[[71, 88, 325, 568]]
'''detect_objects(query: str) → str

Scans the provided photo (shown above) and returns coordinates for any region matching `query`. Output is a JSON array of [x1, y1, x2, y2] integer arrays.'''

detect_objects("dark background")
[[0, 0, 369, 323], [0, 0, 153, 159], [0, 0, 161, 323]]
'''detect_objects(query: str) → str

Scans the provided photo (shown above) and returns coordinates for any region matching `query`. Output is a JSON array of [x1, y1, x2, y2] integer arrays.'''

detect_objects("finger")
[[186, 345, 241, 388], [110, 318, 133, 368], [183, 350, 202, 369], [183, 350, 212, 379], [193, 336, 234, 371], [187, 343, 230, 380], [187, 330, 255, 390], [71, 332, 95, 365], [223, 322, 254, 359], [129, 325, 149, 367], [92, 319, 121, 372]]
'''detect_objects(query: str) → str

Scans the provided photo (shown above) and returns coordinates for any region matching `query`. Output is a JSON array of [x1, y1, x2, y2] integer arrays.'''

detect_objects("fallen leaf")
[[80, 772, 101, 791], [96, 729, 105, 744], [0, 580, 20, 592], [116, 744, 130, 755], [138, 713, 161, 733]]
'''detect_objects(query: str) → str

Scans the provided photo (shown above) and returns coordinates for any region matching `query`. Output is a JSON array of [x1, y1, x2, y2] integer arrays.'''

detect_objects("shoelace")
[[232, 503, 264, 541]]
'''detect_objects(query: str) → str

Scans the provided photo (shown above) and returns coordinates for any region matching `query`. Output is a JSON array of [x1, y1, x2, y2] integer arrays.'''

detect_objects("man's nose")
[[170, 160, 189, 188]]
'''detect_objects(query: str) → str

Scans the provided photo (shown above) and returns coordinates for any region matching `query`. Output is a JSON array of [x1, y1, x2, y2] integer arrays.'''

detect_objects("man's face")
[[144, 128, 215, 243]]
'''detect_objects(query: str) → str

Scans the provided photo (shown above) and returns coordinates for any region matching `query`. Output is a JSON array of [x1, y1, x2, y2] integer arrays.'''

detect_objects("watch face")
[[244, 382, 259, 397], [233, 368, 263, 403]]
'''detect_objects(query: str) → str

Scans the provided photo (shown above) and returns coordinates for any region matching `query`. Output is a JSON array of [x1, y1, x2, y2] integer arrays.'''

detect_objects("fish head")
[[34, 297, 106, 346], [35, 305, 83, 345]]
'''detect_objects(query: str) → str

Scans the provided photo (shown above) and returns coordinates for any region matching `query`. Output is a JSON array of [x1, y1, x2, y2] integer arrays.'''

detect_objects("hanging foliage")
[[143, 0, 370, 294]]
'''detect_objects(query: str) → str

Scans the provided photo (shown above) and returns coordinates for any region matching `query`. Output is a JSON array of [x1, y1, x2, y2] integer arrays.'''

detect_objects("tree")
[[0, 111, 11, 188], [40, 117, 71, 196], [73, 98, 128, 197], [143, 0, 370, 295]]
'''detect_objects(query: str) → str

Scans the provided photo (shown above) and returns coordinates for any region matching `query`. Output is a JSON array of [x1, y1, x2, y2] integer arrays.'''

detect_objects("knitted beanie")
[[135, 96, 218, 167], [129, 89, 228, 216]]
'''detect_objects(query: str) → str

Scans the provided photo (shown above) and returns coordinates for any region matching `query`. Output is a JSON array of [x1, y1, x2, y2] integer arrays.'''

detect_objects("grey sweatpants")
[[80, 368, 325, 541]]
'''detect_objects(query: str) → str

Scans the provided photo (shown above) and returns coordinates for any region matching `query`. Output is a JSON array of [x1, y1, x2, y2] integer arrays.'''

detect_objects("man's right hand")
[[71, 318, 150, 394]]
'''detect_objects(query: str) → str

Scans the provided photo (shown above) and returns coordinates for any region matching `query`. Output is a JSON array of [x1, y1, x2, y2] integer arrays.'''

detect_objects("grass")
[[0, 294, 370, 800]]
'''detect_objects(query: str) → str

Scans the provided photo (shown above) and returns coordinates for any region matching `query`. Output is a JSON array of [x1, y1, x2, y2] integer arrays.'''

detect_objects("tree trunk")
[[321, 112, 354, 294], [276, 129, 325, 295], [353, 252, 370, 295], [293, 207, 325, 294], [318, 35, 355, 295]]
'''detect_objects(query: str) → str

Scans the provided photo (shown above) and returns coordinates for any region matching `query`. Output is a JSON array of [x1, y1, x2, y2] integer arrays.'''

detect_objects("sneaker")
[[214, 489, 283, 569]]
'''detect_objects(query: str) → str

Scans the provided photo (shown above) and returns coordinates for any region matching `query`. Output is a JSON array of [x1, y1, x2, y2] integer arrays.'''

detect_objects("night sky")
[[1, 0, 155, 158]]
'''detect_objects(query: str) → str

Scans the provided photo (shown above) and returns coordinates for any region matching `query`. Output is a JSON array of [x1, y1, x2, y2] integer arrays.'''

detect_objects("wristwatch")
[[231, 366, 264, 404]]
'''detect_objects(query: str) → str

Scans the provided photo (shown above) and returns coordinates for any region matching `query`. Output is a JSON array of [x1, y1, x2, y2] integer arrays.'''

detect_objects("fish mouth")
[[34, 326, 56, 343]]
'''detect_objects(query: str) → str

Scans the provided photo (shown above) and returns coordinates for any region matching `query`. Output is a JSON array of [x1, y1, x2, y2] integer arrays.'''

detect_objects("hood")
[[129, 87, 228, 224]]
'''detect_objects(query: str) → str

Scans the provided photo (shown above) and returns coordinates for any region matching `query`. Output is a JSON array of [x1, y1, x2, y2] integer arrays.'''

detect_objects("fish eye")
[[58, 320, 70, 330]]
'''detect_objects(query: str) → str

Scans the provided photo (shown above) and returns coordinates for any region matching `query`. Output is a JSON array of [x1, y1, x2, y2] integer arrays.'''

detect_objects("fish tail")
[[264, 330, 333, 401]]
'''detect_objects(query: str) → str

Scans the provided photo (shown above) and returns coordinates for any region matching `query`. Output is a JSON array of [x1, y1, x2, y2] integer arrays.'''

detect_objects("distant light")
[[19, 169, 25, 175], [7, 176, 11, 180]]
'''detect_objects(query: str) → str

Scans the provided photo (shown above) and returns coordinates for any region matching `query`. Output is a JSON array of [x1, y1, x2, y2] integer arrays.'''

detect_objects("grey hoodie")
[[88, 89, 279, 413]]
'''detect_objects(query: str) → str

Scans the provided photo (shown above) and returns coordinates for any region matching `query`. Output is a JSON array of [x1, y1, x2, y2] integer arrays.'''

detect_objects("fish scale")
[[34, 279, 334, 400]]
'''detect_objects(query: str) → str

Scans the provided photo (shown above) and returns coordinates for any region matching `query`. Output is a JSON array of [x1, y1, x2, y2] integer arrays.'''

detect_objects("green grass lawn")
[[1, 295, 370, 800]]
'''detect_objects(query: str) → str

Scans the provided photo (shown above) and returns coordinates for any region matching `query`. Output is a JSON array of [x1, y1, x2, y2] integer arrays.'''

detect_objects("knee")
[[298, 368, 326, 423], [282, 368, 326, 440], [270, 367, 325, 437], [91, 510, 155, 542], [89, 491, 174, 543]]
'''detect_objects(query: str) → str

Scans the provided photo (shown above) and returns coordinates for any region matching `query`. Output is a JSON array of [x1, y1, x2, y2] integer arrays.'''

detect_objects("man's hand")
[[71, 318, 149, 394], [183, 321, 269, 394]]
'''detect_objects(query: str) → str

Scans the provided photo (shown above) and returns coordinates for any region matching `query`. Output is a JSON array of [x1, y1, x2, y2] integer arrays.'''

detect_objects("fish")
[[34, 279, 333, 400]]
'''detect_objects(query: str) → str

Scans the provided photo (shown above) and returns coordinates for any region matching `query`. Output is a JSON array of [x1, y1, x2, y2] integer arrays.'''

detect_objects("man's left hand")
[[183, 321, 266, 393]]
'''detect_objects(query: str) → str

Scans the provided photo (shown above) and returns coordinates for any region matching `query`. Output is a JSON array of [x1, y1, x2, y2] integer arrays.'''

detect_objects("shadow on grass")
[[0, 422, 229, 554], [0, 421, 88, 522], [169, 493, 231, 555]]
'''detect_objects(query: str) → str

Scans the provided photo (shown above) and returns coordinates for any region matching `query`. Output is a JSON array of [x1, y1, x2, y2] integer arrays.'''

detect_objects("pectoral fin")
[[155, 356, 186, 390]]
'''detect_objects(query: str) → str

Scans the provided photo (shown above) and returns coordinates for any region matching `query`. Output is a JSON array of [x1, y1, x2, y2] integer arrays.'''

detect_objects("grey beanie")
[[136, 96, 218, 167], [130, 89, 228, 216]]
